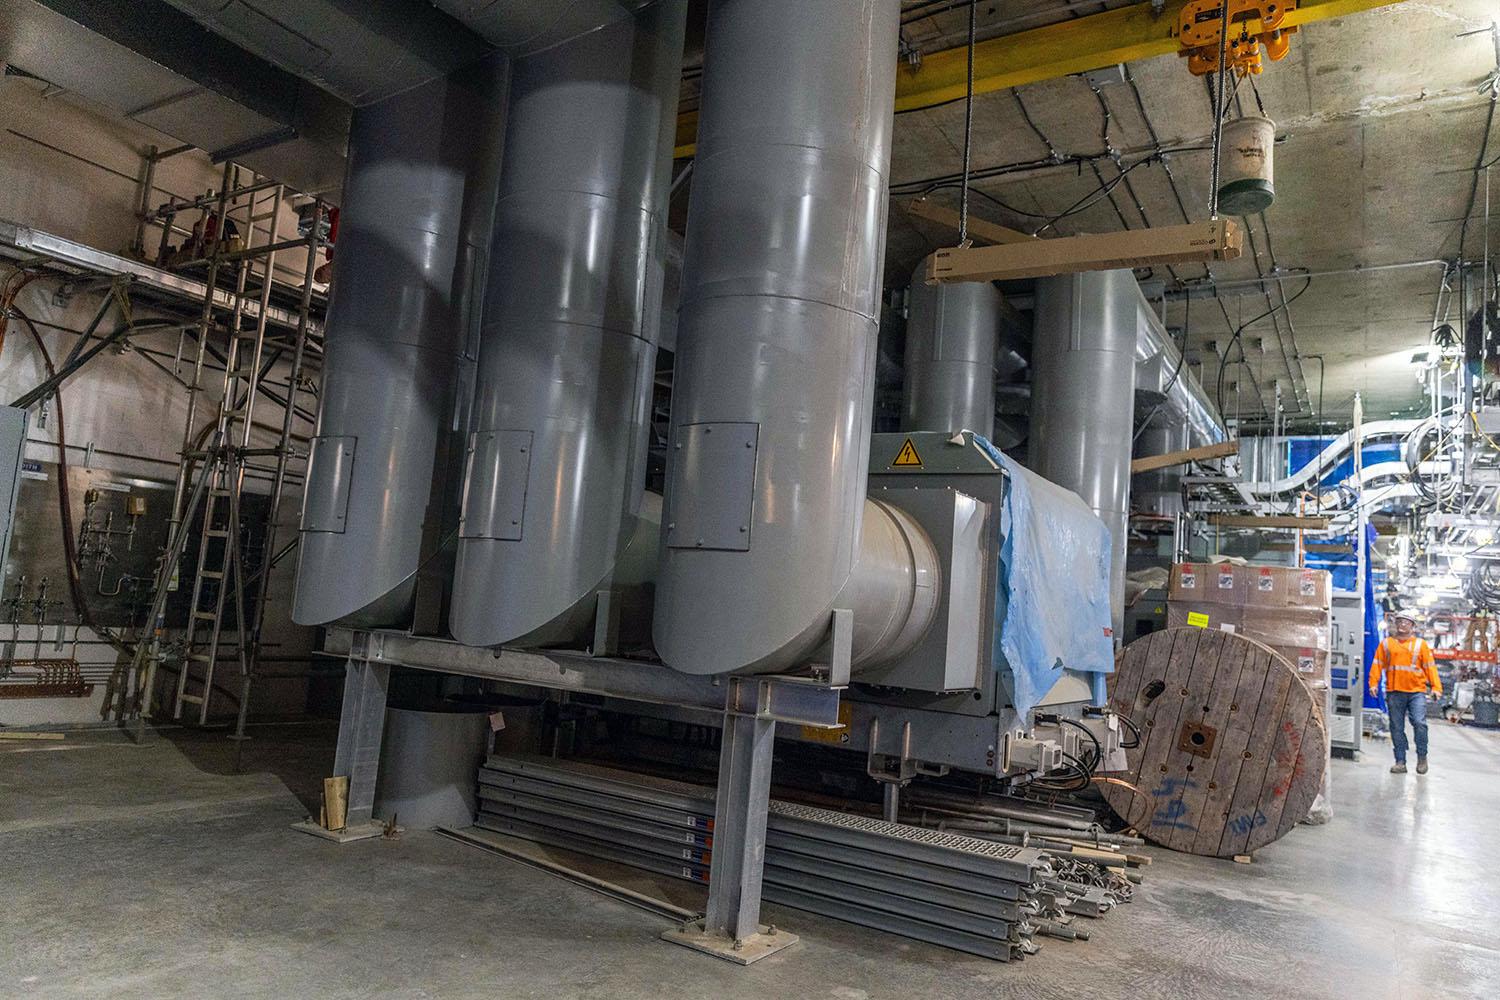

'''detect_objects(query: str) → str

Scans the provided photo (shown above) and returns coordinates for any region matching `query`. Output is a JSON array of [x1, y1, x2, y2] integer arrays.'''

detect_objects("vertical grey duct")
[[1133, 413, 1191, 516], [451, 2, 687, 647], [902, 258, 1000, 438], [292, 56, 508, 627], [1030, 269, 1138, 638], [654, 0, 901, 676]]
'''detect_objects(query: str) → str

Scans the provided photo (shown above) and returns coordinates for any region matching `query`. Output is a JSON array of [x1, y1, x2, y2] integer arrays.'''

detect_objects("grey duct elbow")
[[832, 498, 942, 671]]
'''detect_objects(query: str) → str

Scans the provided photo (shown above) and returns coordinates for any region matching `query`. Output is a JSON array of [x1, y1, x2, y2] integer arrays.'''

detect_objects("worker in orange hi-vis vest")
[[1369, 610, 1443, 775]]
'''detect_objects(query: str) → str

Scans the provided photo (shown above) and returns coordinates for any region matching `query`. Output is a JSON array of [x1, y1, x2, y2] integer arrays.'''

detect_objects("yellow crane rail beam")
[[673, 0, 1405, 158]]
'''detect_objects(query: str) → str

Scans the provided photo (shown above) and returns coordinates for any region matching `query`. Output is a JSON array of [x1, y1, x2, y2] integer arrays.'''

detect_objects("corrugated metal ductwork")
[[292, 55, 509, 627], [450, 1, 687, 648], [654, 0, 901, 676]]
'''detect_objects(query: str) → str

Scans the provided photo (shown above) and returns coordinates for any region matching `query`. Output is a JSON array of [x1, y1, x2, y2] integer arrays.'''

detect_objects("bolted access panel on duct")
[[664, 423, 759, 552], [460, 430, 533, 542]]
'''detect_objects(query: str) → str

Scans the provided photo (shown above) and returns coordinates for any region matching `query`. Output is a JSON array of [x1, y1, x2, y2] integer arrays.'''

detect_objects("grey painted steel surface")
[[292, 56, 508, 627], [373, 707, 491, 830], [655, 0, 901, 675], [902, 258, 1003, 437], [452, 2, 686, 647], [1030, 270, 1138, 634], [332, 657, 390, 827], [320, 626, 1023, 777]]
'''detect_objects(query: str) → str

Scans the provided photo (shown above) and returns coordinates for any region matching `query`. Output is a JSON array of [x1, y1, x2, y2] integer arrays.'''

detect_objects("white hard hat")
[[1393, 609, 1418, 624]]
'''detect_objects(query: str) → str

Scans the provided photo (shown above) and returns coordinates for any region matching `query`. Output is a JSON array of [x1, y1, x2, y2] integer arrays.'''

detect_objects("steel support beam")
[[294, 649, 390, 842], [317, 627, 1019, 777], [333, 654, 389, 827]]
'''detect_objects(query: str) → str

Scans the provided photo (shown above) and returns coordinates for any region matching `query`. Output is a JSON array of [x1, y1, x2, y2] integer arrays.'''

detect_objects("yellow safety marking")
[[801, 702, 852, 744], [1186, 611, 1210, 628], [892, 438, 923, 468]]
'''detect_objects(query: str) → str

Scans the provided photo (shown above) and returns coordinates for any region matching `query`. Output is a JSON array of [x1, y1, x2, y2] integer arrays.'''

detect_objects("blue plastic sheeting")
[[974, 436, 1114, 716]]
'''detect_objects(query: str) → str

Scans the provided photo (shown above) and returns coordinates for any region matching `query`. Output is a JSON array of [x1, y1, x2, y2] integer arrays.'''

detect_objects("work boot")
[[1416, 758, 1429, 774], [1390, 762, 1407, 774]]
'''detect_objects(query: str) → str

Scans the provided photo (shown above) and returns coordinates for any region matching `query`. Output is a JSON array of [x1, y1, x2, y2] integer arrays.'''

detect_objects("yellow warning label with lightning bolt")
[[892, 438, 923, 468]]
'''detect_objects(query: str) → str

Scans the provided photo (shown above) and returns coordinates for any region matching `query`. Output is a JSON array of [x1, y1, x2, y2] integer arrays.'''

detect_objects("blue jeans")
[[1387, 691, 1429, 763]]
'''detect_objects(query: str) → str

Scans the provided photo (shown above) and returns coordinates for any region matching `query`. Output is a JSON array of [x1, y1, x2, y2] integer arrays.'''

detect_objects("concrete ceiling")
[[886, 0, 1500, 430]]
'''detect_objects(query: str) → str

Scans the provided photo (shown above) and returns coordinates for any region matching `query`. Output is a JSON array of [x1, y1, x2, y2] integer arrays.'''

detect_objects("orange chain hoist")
[[1175, 0, 1298, 77]]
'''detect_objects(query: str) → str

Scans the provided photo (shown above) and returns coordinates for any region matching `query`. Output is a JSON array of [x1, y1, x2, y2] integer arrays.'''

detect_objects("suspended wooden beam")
[[673, 1, 1408, 157], [1130, 439, 1241, 474], [927, 219, 1241, 284], [903, 198, 1035, 246]]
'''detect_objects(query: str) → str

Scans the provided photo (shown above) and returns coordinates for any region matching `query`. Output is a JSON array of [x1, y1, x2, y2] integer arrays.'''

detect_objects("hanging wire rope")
[[1207, 1, 1232, 219], [957, 0, 978, 244]]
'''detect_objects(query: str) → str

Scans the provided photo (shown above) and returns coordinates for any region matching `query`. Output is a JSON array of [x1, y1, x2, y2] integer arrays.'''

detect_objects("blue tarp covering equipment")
[[975, 436, 1114, 716]]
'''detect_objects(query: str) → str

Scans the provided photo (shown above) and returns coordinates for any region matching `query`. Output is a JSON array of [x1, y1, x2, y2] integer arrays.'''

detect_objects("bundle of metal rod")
[[473, 755, 1124, 961]]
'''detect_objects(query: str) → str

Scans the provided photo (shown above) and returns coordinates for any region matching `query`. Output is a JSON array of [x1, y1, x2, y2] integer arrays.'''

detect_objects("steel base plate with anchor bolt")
[[661, 918, 799, 965]]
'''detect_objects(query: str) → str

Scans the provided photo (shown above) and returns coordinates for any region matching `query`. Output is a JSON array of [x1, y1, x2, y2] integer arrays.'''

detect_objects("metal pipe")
[[452, 2, 688, 648], [292, 56, 509, 627], [655, 0, 901, 676]]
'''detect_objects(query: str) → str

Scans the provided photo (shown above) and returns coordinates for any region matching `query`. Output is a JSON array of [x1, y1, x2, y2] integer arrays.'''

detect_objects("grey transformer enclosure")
[[451, 1, 687, 647], [655, 0, 902, 676], [292, 55, 509, 628]]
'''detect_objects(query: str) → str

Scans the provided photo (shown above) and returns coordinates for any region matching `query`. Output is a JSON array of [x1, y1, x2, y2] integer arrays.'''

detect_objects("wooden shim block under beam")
[[1130, 439, 1240, 474], [926, 220, 1241, 284], [1208, 514, 1332, 531], [904, 198, 1035, 246]]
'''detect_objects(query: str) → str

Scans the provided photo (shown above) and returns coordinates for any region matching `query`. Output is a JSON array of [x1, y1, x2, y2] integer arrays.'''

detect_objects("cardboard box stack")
[[1166, 562, 1332, 692]]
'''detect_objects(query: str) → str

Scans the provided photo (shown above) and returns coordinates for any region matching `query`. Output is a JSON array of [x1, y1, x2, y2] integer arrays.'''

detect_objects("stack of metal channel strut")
[[472, 755, 1130, 962]]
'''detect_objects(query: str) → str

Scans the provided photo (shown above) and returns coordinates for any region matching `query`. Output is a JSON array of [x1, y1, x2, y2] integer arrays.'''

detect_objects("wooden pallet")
[[1101, 628, 1325, 859]]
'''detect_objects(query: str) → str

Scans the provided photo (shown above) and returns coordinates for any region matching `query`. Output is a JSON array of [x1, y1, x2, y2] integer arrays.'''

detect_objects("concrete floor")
[[3, 721, 1497, 999]]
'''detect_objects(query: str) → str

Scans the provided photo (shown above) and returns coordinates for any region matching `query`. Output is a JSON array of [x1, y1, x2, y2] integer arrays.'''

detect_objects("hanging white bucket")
[[1218, 115, 1276, 215]]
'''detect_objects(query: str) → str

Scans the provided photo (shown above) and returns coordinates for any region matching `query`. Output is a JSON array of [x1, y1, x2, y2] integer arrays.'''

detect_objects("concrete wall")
[[0, 75, 324, 726]]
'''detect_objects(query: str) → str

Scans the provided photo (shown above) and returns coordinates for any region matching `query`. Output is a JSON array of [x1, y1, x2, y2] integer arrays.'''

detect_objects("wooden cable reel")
[[1102, 627, 1326, 858]]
